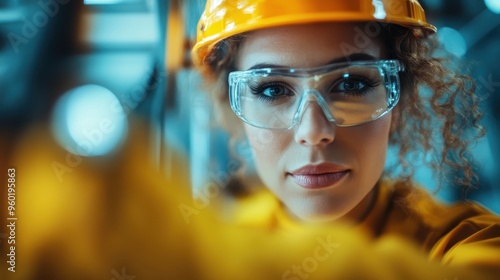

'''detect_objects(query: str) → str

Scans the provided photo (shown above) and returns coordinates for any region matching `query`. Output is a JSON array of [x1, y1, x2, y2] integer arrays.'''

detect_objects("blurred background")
[[0, 0, 499, 213]]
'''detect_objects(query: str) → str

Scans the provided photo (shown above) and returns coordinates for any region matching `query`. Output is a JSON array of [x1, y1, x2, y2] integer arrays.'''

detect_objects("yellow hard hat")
[[192, 0, 437, 69]]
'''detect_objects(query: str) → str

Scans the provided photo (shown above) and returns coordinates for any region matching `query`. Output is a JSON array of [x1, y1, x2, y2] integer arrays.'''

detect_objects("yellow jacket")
[[232, 180, 500, 273]]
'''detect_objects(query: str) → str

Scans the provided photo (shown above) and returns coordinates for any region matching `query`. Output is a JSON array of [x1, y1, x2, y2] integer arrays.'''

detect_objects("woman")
[[192, 0, 499, 270]]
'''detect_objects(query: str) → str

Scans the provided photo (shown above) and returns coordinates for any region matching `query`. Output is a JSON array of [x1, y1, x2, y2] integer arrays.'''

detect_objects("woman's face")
[[235, 22, 392, 222]]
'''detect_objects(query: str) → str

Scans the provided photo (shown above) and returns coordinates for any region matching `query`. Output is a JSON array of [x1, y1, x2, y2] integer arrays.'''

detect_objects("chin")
[[290, 204, 351, 223], [285, 193, 355, 222]]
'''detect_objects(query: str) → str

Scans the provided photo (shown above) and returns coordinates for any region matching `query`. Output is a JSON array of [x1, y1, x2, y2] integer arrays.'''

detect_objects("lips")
[[288, 163, 350, 189]]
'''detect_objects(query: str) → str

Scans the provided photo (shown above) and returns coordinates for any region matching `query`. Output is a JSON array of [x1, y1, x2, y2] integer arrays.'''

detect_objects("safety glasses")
[[228, 60, 404, 130]]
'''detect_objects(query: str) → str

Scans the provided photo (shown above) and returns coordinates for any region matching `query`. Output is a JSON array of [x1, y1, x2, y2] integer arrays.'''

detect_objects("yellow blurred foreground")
[[0, 120, 498, 280]]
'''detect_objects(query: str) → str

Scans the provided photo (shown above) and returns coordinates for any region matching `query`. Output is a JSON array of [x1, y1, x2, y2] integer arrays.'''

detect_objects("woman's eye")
[[338, 78, 367, 92], [261, 85, 290, 97], [330, 75, 381, 96], [250, 82, 293, 98]]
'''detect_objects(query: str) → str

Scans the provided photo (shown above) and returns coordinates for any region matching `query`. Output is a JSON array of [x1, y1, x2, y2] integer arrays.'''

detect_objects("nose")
[[294, 102, 335, 146]]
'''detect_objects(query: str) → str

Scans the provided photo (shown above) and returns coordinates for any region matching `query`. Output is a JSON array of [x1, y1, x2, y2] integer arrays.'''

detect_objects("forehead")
[[236, 22, 387, 70]]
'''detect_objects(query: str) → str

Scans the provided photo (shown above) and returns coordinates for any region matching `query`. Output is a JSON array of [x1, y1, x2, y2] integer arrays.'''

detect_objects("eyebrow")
[[247, 53, 377, 70]]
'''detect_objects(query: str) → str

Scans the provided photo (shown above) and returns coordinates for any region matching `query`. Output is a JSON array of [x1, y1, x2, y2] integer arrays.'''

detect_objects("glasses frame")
[[228, 59, 404, 130]]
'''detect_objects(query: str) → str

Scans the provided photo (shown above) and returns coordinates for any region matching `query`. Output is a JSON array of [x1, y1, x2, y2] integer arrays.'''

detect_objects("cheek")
[[347, 116, 392, 165], [243, 125, 291, 178], [244, 125, 285, 159]]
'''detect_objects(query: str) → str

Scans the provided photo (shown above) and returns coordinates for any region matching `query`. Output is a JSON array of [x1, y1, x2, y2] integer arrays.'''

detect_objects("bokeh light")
[[485, 0, 500, 14], [437, 27, 468, 57], [51, 84, 128, 157]]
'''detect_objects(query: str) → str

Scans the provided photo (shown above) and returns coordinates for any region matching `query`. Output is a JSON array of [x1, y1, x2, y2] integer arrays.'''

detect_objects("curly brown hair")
[[200, 23, 485, 194]]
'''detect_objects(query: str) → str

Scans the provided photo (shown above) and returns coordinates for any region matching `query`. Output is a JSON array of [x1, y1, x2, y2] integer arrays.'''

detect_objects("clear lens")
[[229, 60, 402, 129]]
